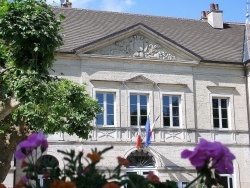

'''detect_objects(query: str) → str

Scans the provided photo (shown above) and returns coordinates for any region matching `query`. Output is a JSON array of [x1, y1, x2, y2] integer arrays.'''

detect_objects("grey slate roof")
[[53, 7, 245, 63]]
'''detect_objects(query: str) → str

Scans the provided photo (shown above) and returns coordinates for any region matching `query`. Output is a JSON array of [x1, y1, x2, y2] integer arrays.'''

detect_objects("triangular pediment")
[[76, 24, 200, 62], [90, 35, 182, 61], [125, 75, 155, 84]]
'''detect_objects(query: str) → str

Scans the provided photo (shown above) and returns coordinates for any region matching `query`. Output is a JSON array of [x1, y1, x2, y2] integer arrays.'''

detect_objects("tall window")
[[213, 98, 229, 128], [162, 95, 180, 127], [130, 94, 148, 126], [96, 92, 115, 126]]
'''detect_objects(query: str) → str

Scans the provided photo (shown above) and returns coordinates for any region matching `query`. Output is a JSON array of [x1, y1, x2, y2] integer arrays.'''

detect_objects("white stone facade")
[[12, 33, 250, 188]]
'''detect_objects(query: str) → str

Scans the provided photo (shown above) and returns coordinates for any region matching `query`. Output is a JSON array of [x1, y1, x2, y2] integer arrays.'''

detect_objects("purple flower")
[[20, 176, 29, 183], [15, 131, 48, 160], [14, 149, 27, 160], [181, 139, 235, 174], [27, 131, 48, 152]]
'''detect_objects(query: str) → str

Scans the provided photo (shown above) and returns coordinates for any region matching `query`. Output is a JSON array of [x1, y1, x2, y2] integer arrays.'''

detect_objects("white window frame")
[[210, 95, 232, 130], [218, 174, 234, 188], [162, 95, 182, 128], [95, 91, 116, 127], [126, 168, 157, 178], [177, 181, 188, 188], [212, 97, 229, 129], [129, 93, 149, 127], [209, 89, 234, 130], [38, 174, 50, 188]]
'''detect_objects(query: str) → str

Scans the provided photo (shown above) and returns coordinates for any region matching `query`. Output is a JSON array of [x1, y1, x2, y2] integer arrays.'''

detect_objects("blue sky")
[[47, 0, 248, 23]]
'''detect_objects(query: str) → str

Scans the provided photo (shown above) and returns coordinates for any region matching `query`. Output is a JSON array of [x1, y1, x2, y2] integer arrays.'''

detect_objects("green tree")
[[0, 0, 100, 182]]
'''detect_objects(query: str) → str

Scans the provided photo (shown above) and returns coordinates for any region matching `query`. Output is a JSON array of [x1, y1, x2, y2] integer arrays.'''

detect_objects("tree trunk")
[[0, 97, 20, 121], [0, 125, 29, 183]]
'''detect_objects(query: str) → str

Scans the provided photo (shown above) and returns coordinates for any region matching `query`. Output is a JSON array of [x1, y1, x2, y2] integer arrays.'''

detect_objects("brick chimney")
[[61, 0, 72, 8], [207, 3, 223, 29]]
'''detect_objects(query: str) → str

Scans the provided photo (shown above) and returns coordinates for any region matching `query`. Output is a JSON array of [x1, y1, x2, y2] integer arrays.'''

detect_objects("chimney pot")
[[214, 4, 219, 11], [201, 11, 208, 20], [61, 0, 72, 8], [210, 3, 215, 11]]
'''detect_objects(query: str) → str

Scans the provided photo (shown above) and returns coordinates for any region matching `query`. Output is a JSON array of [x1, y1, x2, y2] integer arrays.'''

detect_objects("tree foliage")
[[0, 0, 100, 182], [0, 0, 64, 73]]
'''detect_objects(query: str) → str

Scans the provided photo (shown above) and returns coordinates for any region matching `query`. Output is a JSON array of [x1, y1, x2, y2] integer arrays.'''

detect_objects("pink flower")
[[181, 139, 235, 174]]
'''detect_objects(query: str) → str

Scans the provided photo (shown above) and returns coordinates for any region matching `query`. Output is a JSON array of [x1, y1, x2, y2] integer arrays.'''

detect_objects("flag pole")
[[151, 115, 160, 132]]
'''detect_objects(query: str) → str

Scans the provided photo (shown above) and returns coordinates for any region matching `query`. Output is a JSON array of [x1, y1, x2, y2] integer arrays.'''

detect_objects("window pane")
[[107, 115, 114, 125], [173, 117, 179, 127], [107, 104, 114, 114], [163, 117, 170, 126], [172, 96, 179, 106], [229, 177, 233, 188], [131, 116, 137, 125], [140, 106, 147, 115], [213, 99, 218, 108], [130, 104, 137, 115], [172, 107, 179, 116], [96, 93, 103, 103], [107, 94, 114, 103], [222, 109, 228, 118], [222, 119, 228, 128], [217, 176, 228, 188], [163, 106, 170, 116], [213, 109, 219, 118], [163, 96, 169, 106], [213, 118, 219, 128], [141, 116, 147, 125], [96, 114, 103, 125], [140, 95, 147, 105], [130, 95, 137, 105], [221, 99, 227, 108]]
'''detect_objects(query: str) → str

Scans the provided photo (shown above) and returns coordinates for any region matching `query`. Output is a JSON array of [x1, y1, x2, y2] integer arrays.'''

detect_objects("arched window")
[[126, 150, 156, 168], [126, 150, 157, 179], [36, 155, 59, 188]]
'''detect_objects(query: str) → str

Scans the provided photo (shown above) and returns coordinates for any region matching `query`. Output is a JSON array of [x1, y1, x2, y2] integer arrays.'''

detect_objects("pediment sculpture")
[[91, 35, 178, 60]]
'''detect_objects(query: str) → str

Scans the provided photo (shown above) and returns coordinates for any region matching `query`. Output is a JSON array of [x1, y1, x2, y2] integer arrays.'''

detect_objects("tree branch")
[[0, 97, 20, 121], [0, 66, 15, 75]]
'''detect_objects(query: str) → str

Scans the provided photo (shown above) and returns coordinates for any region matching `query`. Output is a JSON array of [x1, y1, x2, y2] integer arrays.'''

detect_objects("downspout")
[[244, 63, 250, 145], [192, 67, 198, 137]]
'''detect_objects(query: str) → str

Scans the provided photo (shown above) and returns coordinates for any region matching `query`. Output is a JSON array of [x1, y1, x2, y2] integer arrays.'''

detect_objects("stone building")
[[6, 3, 250, 188]]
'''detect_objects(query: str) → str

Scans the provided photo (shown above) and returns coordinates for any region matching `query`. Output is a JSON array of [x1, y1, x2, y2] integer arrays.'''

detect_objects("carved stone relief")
[[92, 35, 177, 60], [98, 130, 115, 138], [165, 131, 182, 140]]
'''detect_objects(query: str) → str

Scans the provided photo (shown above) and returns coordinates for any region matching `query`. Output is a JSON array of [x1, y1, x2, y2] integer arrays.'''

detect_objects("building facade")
[[7, 3, 250, 188]]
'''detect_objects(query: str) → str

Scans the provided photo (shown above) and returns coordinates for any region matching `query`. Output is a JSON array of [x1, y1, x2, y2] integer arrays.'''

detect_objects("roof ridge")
[[52, 7, 244, 25], [52, 6, 208, 23]]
